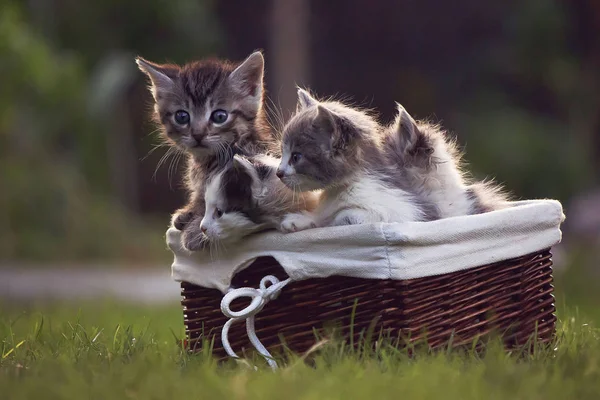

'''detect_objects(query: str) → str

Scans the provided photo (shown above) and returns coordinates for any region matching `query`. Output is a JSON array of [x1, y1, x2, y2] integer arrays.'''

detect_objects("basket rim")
[[170, 200, 563, 293]]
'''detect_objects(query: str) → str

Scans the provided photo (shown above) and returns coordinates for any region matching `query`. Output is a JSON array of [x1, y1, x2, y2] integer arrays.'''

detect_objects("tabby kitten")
[[136, 51, 275, 250], [276, 89, 435, 232], [384, 104, 509, 216], [197, 154, 320, 245]]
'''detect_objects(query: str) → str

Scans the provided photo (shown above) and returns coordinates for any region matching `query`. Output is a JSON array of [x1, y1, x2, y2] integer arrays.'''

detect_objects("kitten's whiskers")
[[153, 147, 177, 182], [168, 150, 184, 188], [141, 142, 168, 162]]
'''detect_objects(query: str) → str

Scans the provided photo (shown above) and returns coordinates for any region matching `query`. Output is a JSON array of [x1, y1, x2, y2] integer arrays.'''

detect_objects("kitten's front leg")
[[330, 208, 371, 226], [279, 212, 318, 233], [181, 215, 208, 251]]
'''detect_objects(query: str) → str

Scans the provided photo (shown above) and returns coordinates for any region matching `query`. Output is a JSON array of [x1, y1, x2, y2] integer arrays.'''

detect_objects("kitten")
[[276, 89, 436, 232], [384, 104, 509, 217], [136, 51, 276, 250], [198, 154, 320, 245]]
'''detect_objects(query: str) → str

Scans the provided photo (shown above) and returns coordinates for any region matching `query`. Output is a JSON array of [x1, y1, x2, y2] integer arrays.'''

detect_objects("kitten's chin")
[[204, 226, 241, 244], [283, 176, 324, 193], [206, 233, 242, 245], [186, 146, 215, 159], [189, 141, 236, 160]]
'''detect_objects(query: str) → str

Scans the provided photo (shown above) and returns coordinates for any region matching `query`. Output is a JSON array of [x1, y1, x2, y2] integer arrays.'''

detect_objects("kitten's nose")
[[191, 133, 205, 145], [276, 169, 284, 179], [201, 225, 207, 234]]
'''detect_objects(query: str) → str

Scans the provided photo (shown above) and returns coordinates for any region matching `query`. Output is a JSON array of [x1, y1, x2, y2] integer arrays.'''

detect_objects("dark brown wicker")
[[181, 250, 555, 357]]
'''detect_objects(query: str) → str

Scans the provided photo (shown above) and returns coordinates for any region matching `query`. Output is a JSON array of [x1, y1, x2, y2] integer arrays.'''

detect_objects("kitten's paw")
[[172, 211, 195, 231], [331, 209, 369, 226], [280, 213, 317, 233]]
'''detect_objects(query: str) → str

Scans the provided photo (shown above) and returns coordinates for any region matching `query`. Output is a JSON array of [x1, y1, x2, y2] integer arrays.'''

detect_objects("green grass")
[[2, 264, 600, 399], [1, 303, 599, 399]]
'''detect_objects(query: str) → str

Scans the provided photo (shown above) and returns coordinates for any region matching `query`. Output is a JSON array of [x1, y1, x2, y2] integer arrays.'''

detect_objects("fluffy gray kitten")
[[384, 104, 509, 217], [276, 89, 436, 232], [136, 51, 276, 251], [198, 154, 320, 244]]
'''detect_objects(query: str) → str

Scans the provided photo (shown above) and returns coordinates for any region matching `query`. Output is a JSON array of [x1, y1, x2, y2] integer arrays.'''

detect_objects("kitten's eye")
[[174, 110, 190, 125], [210, 109, 228, 125], [291, 152, 302, 164], [215, 208, 224, 219]]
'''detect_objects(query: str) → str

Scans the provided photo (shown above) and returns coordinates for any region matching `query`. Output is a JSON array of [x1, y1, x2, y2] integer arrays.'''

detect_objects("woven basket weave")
[[181, 250, 555, 357]]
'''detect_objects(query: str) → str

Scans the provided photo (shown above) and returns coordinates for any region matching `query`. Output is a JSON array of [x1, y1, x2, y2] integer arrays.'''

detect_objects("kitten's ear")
[[231, 156, 254, 179], [224, 157, 255, 205], [232, 156, 246, 172], [314, 105, 338, 139], [230, 157, 256, 191], [393, 103, 420, 154], [136, 57, 178, 100], [297, 88, 318, 109], [229, 51, 264, 100]]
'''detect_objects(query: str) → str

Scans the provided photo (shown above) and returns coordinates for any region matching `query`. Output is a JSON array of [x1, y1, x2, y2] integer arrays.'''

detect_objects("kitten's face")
[[200, 157, 263, 243], [136, 52, 264, 159], [277, 90, 355, 191]]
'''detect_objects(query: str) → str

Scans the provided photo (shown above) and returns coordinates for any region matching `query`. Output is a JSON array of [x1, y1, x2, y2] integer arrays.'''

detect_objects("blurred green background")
[[0, 0, 598, 265]]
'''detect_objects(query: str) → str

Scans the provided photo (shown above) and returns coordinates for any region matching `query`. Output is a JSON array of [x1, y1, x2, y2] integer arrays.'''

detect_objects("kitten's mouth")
[[190, 141, 207, 148]]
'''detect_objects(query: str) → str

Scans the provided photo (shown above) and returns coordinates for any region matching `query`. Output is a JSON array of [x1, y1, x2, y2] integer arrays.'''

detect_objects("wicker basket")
[[181, 249, 555, 357]]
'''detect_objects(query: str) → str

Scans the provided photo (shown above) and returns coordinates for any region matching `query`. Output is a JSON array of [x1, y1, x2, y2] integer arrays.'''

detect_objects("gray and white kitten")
[[136, 51, 276, 251], [384, 104, 509, 217], [276, 89, 436, 232], [198, 154, 320, 244]]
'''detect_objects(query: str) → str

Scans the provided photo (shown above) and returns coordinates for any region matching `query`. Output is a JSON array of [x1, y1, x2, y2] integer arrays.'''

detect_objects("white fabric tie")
[[220, 275, 291, 370]]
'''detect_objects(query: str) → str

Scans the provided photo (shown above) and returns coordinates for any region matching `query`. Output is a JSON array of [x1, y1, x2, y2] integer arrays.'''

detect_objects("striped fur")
[[137, 51, 277, 251]]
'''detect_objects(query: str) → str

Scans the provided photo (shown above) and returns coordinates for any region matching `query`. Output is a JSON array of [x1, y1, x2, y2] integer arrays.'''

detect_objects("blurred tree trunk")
[[269, 0, 310, 118], [108, 98, 140, 213]]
